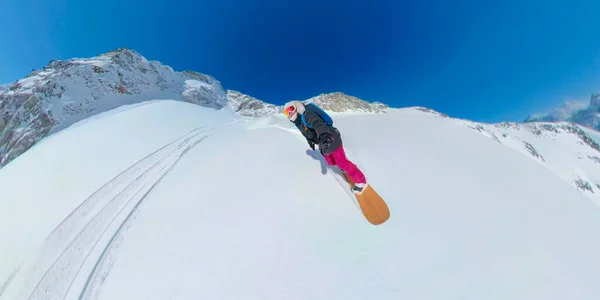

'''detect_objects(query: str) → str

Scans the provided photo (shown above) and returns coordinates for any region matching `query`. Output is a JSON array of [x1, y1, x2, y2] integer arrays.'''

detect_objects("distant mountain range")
[[524, 93, 600, 130]]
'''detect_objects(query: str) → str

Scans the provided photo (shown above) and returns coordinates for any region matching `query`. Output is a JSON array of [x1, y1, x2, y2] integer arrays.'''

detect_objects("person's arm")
[[294, 121, 317, 150]]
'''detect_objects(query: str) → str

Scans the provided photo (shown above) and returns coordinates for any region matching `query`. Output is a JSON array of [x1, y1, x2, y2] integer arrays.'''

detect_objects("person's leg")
[[330, 145, 366, 184], [323, 151, 336, 166]]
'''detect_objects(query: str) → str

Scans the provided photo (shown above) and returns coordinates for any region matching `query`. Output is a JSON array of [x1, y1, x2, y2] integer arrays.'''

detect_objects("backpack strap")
[[301, 113, 312, 129], [302, 103, 333, 128]]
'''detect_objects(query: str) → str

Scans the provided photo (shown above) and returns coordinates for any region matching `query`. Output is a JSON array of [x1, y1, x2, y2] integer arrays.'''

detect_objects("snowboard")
[[342, 172, 390, 225]]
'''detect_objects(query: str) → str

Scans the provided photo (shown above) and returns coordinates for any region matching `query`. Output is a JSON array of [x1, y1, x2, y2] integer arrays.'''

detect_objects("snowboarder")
[[283, 100, 368, 194]]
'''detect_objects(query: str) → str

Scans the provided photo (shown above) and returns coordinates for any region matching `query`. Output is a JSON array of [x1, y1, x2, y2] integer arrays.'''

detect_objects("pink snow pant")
[[324, 145, 367, 184]]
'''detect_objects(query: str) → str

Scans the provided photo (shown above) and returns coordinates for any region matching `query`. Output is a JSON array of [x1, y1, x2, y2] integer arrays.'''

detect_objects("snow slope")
[[448, 116, 600, 205], [2, 100, 600, 300], [404, 107, 600, 204]]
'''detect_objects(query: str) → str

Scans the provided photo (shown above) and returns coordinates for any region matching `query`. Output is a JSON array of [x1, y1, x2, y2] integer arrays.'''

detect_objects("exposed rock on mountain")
[[524, 93, 600, 130], [306, 92, 388, 113], [226, 90, 280, 117], [226, 90, 389, 118], [0, 48, 227, 166]]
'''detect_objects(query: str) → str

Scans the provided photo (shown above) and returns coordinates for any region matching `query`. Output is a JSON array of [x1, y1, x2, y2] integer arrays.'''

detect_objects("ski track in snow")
[[0, 267, 19, 298], [2, 122, 236, 300]]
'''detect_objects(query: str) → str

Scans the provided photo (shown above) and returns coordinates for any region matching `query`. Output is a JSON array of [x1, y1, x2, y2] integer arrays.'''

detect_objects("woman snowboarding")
[[283, 100, 368, 194]]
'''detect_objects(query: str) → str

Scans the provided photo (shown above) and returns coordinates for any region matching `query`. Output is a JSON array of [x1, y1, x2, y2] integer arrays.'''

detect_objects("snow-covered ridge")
[[524, 93, 600, 130], [306, 92, 389, 113], [412, 106, 600, 204], [226, 90, 389, 118], [226, 90, 279, 117], [0, 48, 229, 167]]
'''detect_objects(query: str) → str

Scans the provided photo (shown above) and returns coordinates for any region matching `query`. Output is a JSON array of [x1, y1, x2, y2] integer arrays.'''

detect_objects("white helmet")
[[283, 100, 305, 121]]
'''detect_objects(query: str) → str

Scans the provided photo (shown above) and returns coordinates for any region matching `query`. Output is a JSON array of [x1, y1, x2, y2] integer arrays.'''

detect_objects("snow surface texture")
[[0, 48, 228, 167], [525, 93, 600, 130], [2, 99, 600, 300]]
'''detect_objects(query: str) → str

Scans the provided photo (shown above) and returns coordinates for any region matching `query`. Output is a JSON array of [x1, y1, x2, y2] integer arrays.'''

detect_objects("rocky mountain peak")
[[524, 93, 600, 130], [226, 90, 280, 117], [225, 90, 390, 118], [306, 92, 388, 113], [0, 48, 227, 167], [589, 93, 600, 111]]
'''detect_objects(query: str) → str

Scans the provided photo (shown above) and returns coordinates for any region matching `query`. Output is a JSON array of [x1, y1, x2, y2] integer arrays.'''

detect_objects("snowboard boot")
[[352, 183, 368, 195]]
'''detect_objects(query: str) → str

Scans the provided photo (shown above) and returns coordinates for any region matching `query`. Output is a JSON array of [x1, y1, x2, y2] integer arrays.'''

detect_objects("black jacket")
[[293, 110, 342, 154]]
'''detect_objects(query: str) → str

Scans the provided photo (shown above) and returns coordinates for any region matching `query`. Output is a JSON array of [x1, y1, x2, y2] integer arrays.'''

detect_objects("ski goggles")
[[284, 105, 296, 118]]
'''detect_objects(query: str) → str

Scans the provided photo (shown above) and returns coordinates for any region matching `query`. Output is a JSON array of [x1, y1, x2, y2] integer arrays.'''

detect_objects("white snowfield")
[[1, 99, 600, 300], [450, 117, 600, 205]]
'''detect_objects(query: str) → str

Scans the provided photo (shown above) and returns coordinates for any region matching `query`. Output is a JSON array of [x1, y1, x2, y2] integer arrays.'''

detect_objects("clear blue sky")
[[2, 0, 600, 122]]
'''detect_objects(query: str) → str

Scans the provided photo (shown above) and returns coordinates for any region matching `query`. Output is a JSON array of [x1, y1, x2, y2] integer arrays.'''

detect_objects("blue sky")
[[2, 0, 600, 122]]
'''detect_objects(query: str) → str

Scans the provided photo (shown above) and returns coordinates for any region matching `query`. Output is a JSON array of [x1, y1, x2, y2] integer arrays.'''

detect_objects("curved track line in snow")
[[0, 123, 235, 300], [0, 267, 19, 298], [28, 131, 212, 300], [47, 126, 206, 242], [76, 133, 213, 300], [3, 127, 206, 300]]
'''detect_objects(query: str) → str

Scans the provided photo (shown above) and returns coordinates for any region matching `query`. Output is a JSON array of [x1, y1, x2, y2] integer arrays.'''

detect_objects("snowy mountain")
[[414, 107, 600, 205], [2, 99, 600, 300], [0, 48, 228, 167], [226, 90, 388, 118], [306, 92, 389, 113], [524, 93, 600, 130], [0, 47, 388, 168], [226, 90, 280, 117]]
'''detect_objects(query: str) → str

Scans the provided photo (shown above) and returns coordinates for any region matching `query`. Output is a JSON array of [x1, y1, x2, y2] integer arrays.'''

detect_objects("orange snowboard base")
[[343, 172, 390, 225]]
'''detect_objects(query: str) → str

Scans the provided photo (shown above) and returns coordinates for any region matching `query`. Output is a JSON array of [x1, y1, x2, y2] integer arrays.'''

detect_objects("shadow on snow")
[[305, 149, 345, 178]]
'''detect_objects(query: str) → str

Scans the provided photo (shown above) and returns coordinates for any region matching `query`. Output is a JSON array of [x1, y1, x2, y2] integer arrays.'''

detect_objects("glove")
[[308, 140, 316, 150], [318, 132, 334, 154]]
